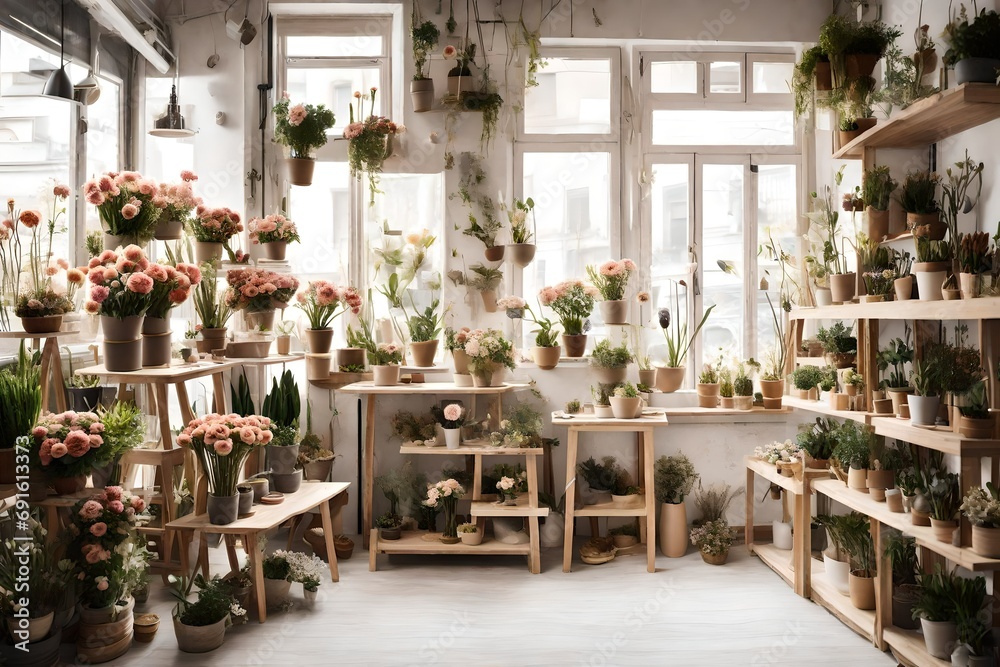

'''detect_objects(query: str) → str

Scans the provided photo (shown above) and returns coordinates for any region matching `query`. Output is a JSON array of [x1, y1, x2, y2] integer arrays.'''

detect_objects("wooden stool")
[[121, 447, 187, 579]]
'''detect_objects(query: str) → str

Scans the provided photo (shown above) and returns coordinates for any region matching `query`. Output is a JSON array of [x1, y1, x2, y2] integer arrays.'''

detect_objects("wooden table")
[[167, 481, 349, 623], [552, 411, 668, 573], [0, 327, 79, 412]]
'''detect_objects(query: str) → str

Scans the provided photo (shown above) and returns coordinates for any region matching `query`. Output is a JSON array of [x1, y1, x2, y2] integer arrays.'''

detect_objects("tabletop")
[[550, 411, 670, 427], [337, 381, 531, 395], [0, 327, 79, 339], [75, 359, 237, 383]]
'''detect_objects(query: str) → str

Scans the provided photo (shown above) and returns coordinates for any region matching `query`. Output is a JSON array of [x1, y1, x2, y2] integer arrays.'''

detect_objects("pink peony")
[[79, 500, 103, 520], [126, 272, 154, 294], [19, 210, 40, 228], [90, 522, 108, 537], [50, 443, 67, 458], [108, 500, 124, 513], [443, 404, 462, 422], [213, 439, 233, 455], [288, 103, 307, 126]]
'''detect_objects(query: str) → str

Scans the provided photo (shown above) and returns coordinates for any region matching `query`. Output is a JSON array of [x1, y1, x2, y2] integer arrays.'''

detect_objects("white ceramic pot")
[[444, 428, 460, 450], [772, 520, 793, 550], [823, 554, 851, 595]]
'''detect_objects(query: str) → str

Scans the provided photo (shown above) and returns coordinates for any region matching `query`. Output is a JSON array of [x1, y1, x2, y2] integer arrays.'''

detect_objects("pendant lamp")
[[43, 0, 74, 100]]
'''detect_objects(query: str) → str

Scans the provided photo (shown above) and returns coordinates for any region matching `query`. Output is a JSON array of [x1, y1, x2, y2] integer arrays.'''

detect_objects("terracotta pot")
[[829, 273, 856, 304], [599, 299, 628, 325], [483, 245, 505, 262], [262, 241, 287, 261], [763, 397, 783, 410], [886, 387, 912, 416], [847, 467, 868, 492], [907, 212, 946, 240], [894, 275, 914, 301], [867, 469, 895, 501], [154, 217, 183, 241], [276, 335, 291, 355], [194, 241, 223, 264], [814, 61, 832, 90], [592, 366, 627, 385], [655, 366, 685, 393], [759, 379, 784, 400], [914, 269, 947, 301], [532, 345, 560, 370], [908, 394, 940, 426], [133, 613, 159, 644], [409, 340, 438, 367], [638, 369, 657, 387], [930, 518, 958, 543], [244, 309, 276, 331], [372, 364, 399, 386], [141, 331, 172, 368], [20, 315, 63, 334], [207, 493, 239, 525], [696, 383, 720, 408], [612, 533, 639, 548], [942, 288, 962, 301], [103, 339, 142, 372], [659, 501, 688, 558], [848, 571, 876, 610], [920, 617, 958, 660], [480, 290, 498, 313], [960, 272, 982, 299], [304, 458, 334, 482], [561, 334, 587, 358], [507, 243, 536, 267], [886, 489, 904, 512], [449, 349, 469, 374], [845, 53, 879, 78], [609, 396, 641, 419], [825, 352, 856, 369], [955, 57, 1000, 84], [301, 328, 332, 354], [911, 508, 931, 526], [839, 129, 861, 146], [720, 396, 735, 409], [305, 354, 331, 381], [101, 314, 143, 340], [336, 347, 366, 370], [271, 469, 302, 494], [197, 327, 227, 354], [286, 157, 315, 187], [959, 415, 995, 439], [854, 117, 877, 134], [410, 78, 435, 112]]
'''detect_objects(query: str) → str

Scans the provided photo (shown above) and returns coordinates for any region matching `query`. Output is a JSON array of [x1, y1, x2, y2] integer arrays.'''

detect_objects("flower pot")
[[6, 611, 54, 644], [305, 354, 332, 381], [447, 73, 476, 97], [409, 339, 438, 367], [593, 405, 614, 419], [822, 554, 850, 595], [237, 487, 253, 515], [336, 347, 365, 370], [959, 415, 995, 439], [246, 478, 268, 501], [66, 386, 103, 413], [959, 272, 982, 299], [700, 550, 729, 565], [814, 60, 832, 90], [460, 530, 483, 546], [696, 383, 719, 408], [911, 508, 931, 526], [207, 493, 239, 525], [955, 57, 1000, 84], [886, 387, 912, 416], [453, 373, 473, 387], [133, 613, 159, 643], [53, 473, 88, 495], [920, 617, 958, 660], [847, 467, 868, 492], [844, 53, 880, 78], [443, 428, 460, 450], [304, 458, 333, 482], [892, 584, 921, 630], [599, 299, 628, 325], [659, 501, 688, 558], [261, 240, 288, 261], [592, 366, 627, 385], [561, 334, 587, 358], [942, 287, 961, 300], [194, 241, 224, 264], [484, 245, 505, 262], [449, 349, 469, 374], [267, 443, 300, 474], [141, 315, 170, 336], [90, 458, 119, 488], [410, 78, 435, 112], [865, 207, 890, 243], [929, 518, 958, 543], [908, 394, 940, 426], [272, 469, 303, 494], [379, 526, 401, 540], [814, 287, 832, 306], [971, 525, 1000, 558], [759, 379, 784, 400], [848, 571, 876, 610], [609, 396, 641, 419], [532, 345, 560, 370], [720, 396, 735, 409], [76, 597, 134, 663], [854, 117, 877, 134], [244, 309, 276, 332], [829, 273, 857, 304], [372, 364, 400, 386], [507, 243, 536, 267], [197, 327, 227, 354], [914, 269, 947, 301], [885, 489, 904, 512], [873, 398, 894, 414], [102, 232, 137, 250], [286, 157, 316, 187], [655, 366, 685, 393], [907, 212, 946, 240], [471, 370, 493, 387], [154, 217, 183, 241], [893, 275, 914, 301], [773, 520, 793, 550], [859, 294, 884, 303], [300, 328, 334, 355], [20, 315, 63, 334], [101, 314, 142, 340], [611, 494, 641, 509], [838, 128, 861, 146], [275, 335, 291, 355], [733, 395, 753, 411], [480, 289, 498, 313], [141, 331, 172, 368], [638, 369, 657, 387]]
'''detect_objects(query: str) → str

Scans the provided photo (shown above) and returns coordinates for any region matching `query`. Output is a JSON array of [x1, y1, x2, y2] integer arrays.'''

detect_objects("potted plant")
[[91, 400, 144, 488], [843, 369, 864, 399], [284, 550, 325, 603], [832, 421, 875, 492], [467, 264, 503, 312], [187, 206, 243, 263], [899, 170, 943, 239], [815, 514, 853, 595], [140, 260, 201, 368], [170, 575, 242, 653], [609, 521, 640, 548], [29, 410, 107, 494], [273, 94, 335, 187], [296, 280, 361, 356], [0, 526, 73, 644], [502, 196, 536, 267], [962, 482, 1000, 558], [759, 346, 787, 410], [260, 552, 293, 607], [610, 382, 642, 420], [374, 511, 403, 541], [692, 363, 719, 408], [406, 298, 443, 368], [816, 322, 857, 369], [862, 166, 896, 241], [425, 478, 465, 544], [909, 356, 943, 426], [884, 532, 921, 630], [223, 267, 299, 332], [86, 246, 158, 371], [462, 328, 515, 387], [433, 402, 466, 450], [577, 455, 617, 504], [689, 519, 734, 565], [275, 320, 294, 355], [792, 44, 830, 118], [892, 248, 915, 301], [345, 88, 401, 205], [369, 342, 404, 386], [298, 428, 336, 482], [609, 463, 642, 507], [958, 231, 991, 299], [153, 170, 200, 240], [912, 567, 960, 659], [839, 512, 877, 610], [877, 329, 914, 415], [942, 6, 1000, 83], [248, 213, 299, 261], [443, 42, 476, 98], [177, 413, 271, 524], [521, 301, 561, 370], [12, 198, 74, 334], [819, 14, 899, 81], [911, 235, 952, 301], [444, 326, 472, 376], [926, 470, 960, 543], [586, 258, 637, 325], [806, 181, 856, 304], [733, 361, 755, 411], [790, 364, 824, 401], [867, 442, 908, 502], [409, 8, 439, 112], [193, 264, 232, 354], [591, 383, 615, 419], [539, 279, 597, 358], [84, 170, 165, 248], [718, 367, 735, 409], [589, 338, 633, 385], [655, 281, 715, 392], [261, 368, 301, 469], [958, 380, 995, 439], [0, 344, 41, 485], [796, 417, 839, 469], [654, 453, 699, 558], [458, 522, 483, 545]]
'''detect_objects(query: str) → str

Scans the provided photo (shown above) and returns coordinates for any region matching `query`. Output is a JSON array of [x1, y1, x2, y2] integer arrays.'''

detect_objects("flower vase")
[[443, 427, 460, 450], [286, 151, 316, 187], [440, 499, 460, 544], [206, 493, 239, 525], [194, 241, 223, 264], [472, 369, 493, 387], [244, 309, 276, 332], [262, 241, 287, 261]]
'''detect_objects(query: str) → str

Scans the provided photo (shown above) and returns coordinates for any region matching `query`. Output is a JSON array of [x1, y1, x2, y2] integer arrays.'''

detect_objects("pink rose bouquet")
[[83, 245, 155, 319], [83, 170, 166, 245], [538, 280, 599, 335], [176, 413, 273, 497], [67, 485, 150, 608], [224, 268, 300, 313], [158, 170, 202, 222], [248, 214, 300, 246], [296, 280, 362, 330], [586, 258, 637, 301], [424, 478, 465, 539], [30, 410, 106, 480], [145, 261, 203, 319]]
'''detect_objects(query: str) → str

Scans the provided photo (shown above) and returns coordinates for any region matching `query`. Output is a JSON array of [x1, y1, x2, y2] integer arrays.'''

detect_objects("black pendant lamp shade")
[[150, 84, 195, 137], [43, 1, 75, 100]]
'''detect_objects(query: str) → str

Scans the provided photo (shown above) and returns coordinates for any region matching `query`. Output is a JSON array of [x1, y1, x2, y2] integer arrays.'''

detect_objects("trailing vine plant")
[[449, 152, 503, 249]]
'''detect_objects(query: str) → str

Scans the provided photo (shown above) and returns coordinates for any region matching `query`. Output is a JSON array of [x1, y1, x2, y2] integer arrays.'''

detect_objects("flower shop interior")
[[5, 0, 1000, 664]]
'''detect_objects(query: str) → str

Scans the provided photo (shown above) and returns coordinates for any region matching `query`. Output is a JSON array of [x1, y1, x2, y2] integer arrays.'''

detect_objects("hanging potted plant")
[[656, 280, 715, 392], [654, 453, 698, 558], [84, 171, 166, 248], [156, 171, 201, 240], [169, 575, 243, 653], [539, 279, 598, 358], [862, 166, 896, 242], [589, 338, 633, 385], [248, 213, 300, 261], [296, 280, 362, 355], [193, 263, 232, 354], [345, 88, 402, 206], [187, 206, 243, 264], [942, 6, 1000, 84], [455, 153, 505, 261], [962, 482, 1000, 558], [272, 94, 335, 187], [409, 8, 440, 112], [502, 195, 536, 268], [587, 258, 637, 325], [466, 263, 503, 312], [792, 45, 830, 118]]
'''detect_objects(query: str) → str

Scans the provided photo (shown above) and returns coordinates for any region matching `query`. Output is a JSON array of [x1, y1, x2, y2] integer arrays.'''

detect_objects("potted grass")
[[409, 7, 439, 112], [0, 344, 41, 485], [958, 231, 991, 299], [833, 421, 874, 492], [962, 482, 1000, 558], [892, 248, 914, 301], [908, 356, 943, 426], [656, 283, 714, 393], [170, 575, 243, 653], [877, 330, 914, 416], [943, 6, 1000, 83], [589, 338, 633, 385], [862, 166, 896, 241], [912, 236, 952, 301], [718, 368, 735, 409], [193, 263, 232, 354], [899, 171, 944, 240], [587, 258, 637, 325], [296, 280, 361, 356], [927, 470, 961, 544], [840, 512, 877, 610], [503, 196, 536, 268], [610, 462, 641, 506], [654, 453, 699, 558]]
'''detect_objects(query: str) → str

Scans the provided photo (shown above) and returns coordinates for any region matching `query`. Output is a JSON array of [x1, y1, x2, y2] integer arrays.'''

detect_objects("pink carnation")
[[126, 272, 154, 294]]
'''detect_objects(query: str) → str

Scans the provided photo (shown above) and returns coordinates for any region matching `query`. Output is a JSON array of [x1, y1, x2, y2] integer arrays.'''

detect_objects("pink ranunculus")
[[123, 245, 144, 262], [50, 443, 68, 458], [213, 439, 233, 455], [120, 203, 139, 219], [32, 426, 47, 438], [53, 183, 71, 198], [180, 170, 198, 182], [443, 404, 462, 422]]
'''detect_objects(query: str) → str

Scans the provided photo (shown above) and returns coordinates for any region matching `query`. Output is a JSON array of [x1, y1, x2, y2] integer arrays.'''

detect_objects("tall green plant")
[[659, 280, 715, 368], [231, 374, 255, 417], [261, 370, 301, 429], [839, 512, 876, 576], [0, 342, 41, 449]]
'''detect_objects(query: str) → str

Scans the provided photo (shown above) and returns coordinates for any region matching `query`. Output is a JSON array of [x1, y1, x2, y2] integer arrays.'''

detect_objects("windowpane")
[[286, 35, 384, 58], [524, 58, 611, 134], [650, 163, 690, 291], [752, 61, 794, 94], [701, 164, 745, 363], [287, 162, 351, 284], [652, 110, 794, 146], [286, 66, 380, 132], [521, 152, 611, 321], [650, 61, 698, 94], [709, 61, 741, 94], [85, 77, 120, 234], [756, 164, 797, 356]]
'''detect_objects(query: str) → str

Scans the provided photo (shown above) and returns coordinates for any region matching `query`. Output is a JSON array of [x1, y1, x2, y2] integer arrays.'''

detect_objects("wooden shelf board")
[[744, 456, 829, 494], [573, 499, 649, 517], [810, 574, 876, 643], [752, 542, 798, 588], [790, 297, 1000, 322], [870, 416, 1000, 457], [832, 83, 1000, 159], [661, 406, 792, 417], [784, 396, 873, 424], [813, 479, 1000, 571], [398, 445, 544, 456], [794, 356, 828, 367], [883, 626, 950, 667], [337, 381, 531, 395], [372, 530, 530, 555], [309, 371, 371, 389], [470, 498, 550, 517]]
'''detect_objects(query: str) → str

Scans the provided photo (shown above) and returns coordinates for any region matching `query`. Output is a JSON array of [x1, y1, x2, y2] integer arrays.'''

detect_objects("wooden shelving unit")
[[810, 575, 877, 643], [790, 298, 1000, 322], [883, 627, 951, 667], [784, 395, 872, 425], [833, 83, 1000, 159]]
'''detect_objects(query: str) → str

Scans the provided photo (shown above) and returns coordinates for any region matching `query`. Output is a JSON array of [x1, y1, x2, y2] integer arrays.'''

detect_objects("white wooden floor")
[[76, 535, 897, 666]]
